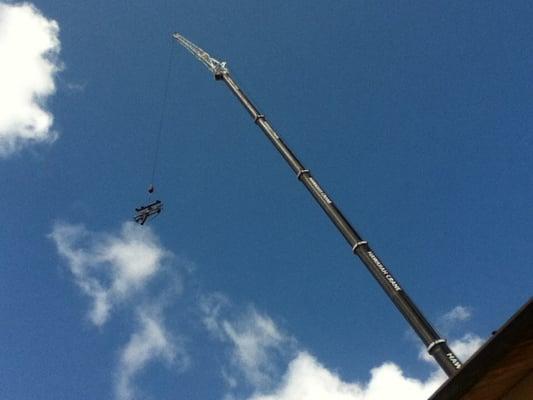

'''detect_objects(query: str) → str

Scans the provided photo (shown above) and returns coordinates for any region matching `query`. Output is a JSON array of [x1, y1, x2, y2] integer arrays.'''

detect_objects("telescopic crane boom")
[[172, 32, 462, 377]]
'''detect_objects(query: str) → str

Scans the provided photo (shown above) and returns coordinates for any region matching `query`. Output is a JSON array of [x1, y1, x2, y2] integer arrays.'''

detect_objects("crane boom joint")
[[173, 32, 228, 77]]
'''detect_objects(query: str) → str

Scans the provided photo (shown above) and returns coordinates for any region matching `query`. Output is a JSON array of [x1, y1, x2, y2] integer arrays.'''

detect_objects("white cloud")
[[247, 333, 485, 400], [66, 81, 86, 92], [201, 292, 231, 339], [115, 308, 188, 400], [0, 2, 61, 156], [221, 310, 287, 388], [448, 333, 484, 361], [51, 220, 486, 400], [208, 305, 485, 400], [420, 333, 484, 366], [51, 220, 189, 400], [201, 296, 292, 390], [416, 332, 485, 390], [202, 300, 448, 400], [441, 305, 471, 324], [50, 221, 170, 326], [432, 305, 474, 337], [249, 352, 444, 400], [419, 306, 483, 370]]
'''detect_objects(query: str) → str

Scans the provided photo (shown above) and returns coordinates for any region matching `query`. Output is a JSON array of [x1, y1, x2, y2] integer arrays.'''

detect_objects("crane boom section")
[[172, 32, 463, 377], [172, 33, 227, 76]]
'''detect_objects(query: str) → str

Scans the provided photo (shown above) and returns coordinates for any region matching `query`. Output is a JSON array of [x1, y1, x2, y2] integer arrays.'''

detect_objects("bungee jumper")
[[134, 183, 163, 225], [134, 198, 163, 225]]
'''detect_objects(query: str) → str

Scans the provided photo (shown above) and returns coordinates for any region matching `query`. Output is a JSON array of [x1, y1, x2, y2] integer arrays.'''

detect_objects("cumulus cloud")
[[432, 305, 474, 338], [116, 308, 189, 400], [51, 219, 486, 400], [222, 310, 287, 388], [249, 352, 444, 400], [244, 334, 485, 400], [441, 305, 471, 324], [50, 221, 170, 326], [419, 333, 484, 366], [202, 295, 293, 390], [448, 334, 484, 361], [0, 2, 62, 156], [210, 305, 485, 400], [51, 220, 188, 400]]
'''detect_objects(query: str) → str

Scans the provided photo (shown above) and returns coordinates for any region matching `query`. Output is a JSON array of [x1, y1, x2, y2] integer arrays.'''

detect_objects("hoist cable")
[[149, 39, 174, 191]]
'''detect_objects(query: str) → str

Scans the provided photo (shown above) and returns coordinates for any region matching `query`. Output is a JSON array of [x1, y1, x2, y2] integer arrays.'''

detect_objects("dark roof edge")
[[429, 297, 533, 400]]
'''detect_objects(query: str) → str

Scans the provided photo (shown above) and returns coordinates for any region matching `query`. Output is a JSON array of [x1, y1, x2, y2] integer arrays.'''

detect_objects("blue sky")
[[1, 1, 531, 399]]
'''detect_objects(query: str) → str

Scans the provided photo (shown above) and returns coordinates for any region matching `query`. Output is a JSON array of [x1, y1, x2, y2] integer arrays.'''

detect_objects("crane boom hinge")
[[172, 32, 228, 77]]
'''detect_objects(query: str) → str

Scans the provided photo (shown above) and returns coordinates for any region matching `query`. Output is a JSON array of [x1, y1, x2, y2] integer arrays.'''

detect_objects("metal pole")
[[172, 33, 462, 376], [216, 71, 462, 377]]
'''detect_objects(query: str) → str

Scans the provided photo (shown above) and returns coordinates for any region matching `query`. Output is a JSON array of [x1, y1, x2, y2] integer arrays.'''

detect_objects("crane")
[[172, 32, 463, 377]]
